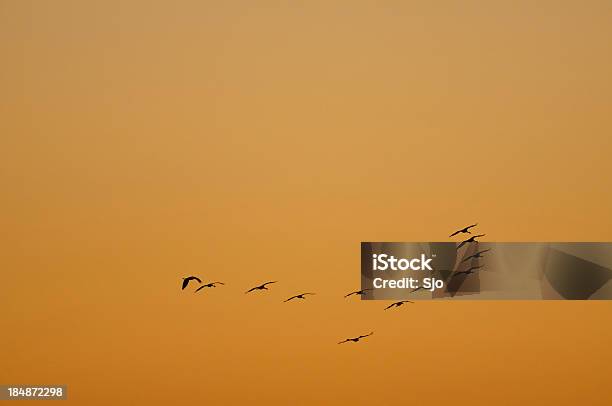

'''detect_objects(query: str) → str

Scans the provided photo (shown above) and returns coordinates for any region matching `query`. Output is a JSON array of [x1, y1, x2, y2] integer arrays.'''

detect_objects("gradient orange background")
[[2, 1, 612, 405]]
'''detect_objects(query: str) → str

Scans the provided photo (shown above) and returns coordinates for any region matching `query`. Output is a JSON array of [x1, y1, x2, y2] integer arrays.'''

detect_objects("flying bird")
[[449, 223, 478, 237], [284, 293, 315, 302], [194, 282, 225, 293], [456, 234, 485, 250], [452, 266, 483, 278], [410, 286, 424, 293], [384, 300, 414, 310], [344, 288, 373, 298], [181, 276, 202, 290], [338, 332, 374, 344], [461, 249, 491, 262], [245, 281, 278, 293]]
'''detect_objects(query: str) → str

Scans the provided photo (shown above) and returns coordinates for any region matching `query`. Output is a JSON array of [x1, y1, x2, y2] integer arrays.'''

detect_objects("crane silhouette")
[[338, 332, 374, 344], [384, 300, 414, 310], [456, 234, 485, 250], [344, 288, 373, 298], [452, 266, 483, 278], [181, 276, 202, 290], [245, 281, 278, 293], [461, 249, 491, 262], [194, 282, 225, 293], [449, 223, 478, 237], [284, 293, 315, 302]]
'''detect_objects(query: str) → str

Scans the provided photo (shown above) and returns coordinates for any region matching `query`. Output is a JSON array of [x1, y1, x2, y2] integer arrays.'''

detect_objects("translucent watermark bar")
[[361, 242, 612, 300]]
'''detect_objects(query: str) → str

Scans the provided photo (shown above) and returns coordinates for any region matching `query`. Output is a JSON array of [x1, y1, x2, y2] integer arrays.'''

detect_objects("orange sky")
[[1, 1, 612, 405]]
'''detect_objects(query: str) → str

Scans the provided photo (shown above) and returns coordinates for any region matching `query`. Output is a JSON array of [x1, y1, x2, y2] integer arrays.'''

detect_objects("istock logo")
[[372, 254, 433, 271]]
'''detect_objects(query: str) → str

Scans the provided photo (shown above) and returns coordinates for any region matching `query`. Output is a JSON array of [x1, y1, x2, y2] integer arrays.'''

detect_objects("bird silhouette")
[[284, 293, 315, 302], [452, 266, 483, 278], [449, 223, 478, 237], [194, 282, 225, 293], [410, 286, 424, 293], [461, 249, 491, 262], [344, 288, 373, 298], [384, 300, 414, 310], [456, 234, 485, 250], [245, 281, 278, 293], [181, 276, 202, 290], [338, 332, 374, 344]]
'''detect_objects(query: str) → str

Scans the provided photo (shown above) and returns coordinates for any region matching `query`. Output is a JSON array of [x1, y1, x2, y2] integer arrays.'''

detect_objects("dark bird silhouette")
[[453, 266, 483, 278], [245, 281, 278, 293], [284, 293, 315, 302], [461, 249, 491, 262], [384, 300, 414, 310], [410, 286, 424, 293], [449, 223, 478, 237], [456, 234, 485, 250], [194, 282, 225, 293], [181, 276, 202, 290], [338, 332, 374, 344], [344, 288, 373, 298]]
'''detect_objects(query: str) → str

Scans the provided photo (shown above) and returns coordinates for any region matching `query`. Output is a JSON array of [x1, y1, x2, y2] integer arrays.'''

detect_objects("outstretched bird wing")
[[457, 232, 485, 249], [284, 295, 298, 302], [338, 339, 349, 344], [461, 254, 477, 263], [194, 286, 205, 293], [456, 240, 468, 250], [449, 224, 477, 237], [345, 289, 372, 297], [245, 287, 258, 293], [384, 303, 396, 310], [357, 332, 374, 339], [182, 276, 201, 290], [262, 281, 278, 287]]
